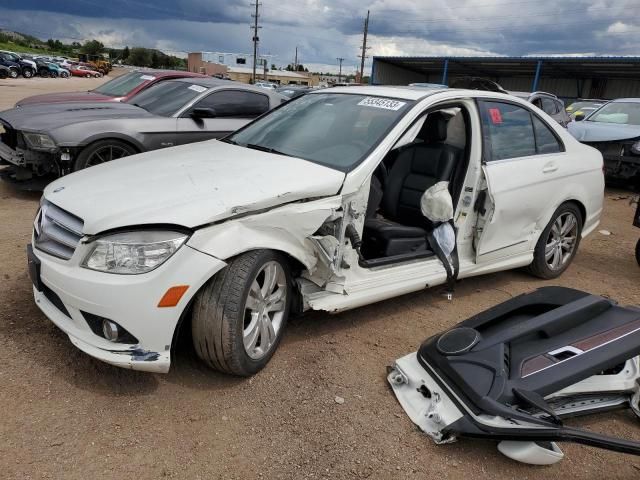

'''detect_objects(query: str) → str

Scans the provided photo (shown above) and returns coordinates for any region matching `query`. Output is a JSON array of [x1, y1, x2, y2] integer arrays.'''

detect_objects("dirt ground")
[[1, 75, 640, 480]]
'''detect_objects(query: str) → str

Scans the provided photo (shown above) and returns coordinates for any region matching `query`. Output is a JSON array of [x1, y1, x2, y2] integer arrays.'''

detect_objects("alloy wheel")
[[545, 212, 578, 271], [86, 145, 132, 167], [9, 68, 18, 78], [243, 261, 287, 360]]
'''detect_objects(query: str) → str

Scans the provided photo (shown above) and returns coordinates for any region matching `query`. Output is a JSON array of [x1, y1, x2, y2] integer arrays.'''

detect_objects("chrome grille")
[[34, 201, 84, 260]]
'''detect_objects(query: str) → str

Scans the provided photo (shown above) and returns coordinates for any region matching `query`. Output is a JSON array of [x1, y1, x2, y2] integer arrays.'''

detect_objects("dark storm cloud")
[[1, 0, 640, 71]]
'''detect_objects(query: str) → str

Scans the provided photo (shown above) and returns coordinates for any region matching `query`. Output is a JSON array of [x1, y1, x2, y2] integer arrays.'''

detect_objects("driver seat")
[[363, 112, 460, 258]]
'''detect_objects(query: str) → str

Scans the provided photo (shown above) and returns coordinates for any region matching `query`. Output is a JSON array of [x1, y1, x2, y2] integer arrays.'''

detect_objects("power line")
[[358, 10, 370, 81], [336, 57, 344, 82], [250, 1, 261, 84]]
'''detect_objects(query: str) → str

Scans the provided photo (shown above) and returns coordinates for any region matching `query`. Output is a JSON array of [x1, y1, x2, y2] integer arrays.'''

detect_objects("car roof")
[[313, 85, 449, 100], [610, 98, 640, 103], [168, 77, 286, 96], [132, 70, 205, 78]]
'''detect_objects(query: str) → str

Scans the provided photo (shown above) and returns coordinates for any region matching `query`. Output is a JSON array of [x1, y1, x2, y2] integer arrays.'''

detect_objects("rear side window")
[[192, 90, 270, 118], [532, 115, 562, 154], [479, 101, 564, 161]]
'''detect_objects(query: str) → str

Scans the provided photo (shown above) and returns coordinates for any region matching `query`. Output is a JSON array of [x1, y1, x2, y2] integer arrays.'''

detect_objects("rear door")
[[174, 89, 271, 145], [474, 99, 567, 263]]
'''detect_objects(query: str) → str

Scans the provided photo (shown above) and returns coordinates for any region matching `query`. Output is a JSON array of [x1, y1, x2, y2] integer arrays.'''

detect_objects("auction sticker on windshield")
[[140, 75, 156, 81], [188, 85, 207, 93], [358, 97, 406, 111]]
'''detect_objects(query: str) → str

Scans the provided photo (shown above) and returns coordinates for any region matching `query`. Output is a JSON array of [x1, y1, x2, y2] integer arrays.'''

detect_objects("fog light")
[[102, 319, 119, 342]]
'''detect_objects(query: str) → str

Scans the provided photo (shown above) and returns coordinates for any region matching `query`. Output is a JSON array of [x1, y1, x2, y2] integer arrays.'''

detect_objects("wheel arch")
[[78, 135, 145, 154], [169, 247, 306, 355]]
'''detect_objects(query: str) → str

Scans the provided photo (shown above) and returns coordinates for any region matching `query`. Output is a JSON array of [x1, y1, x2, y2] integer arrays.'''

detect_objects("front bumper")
[[31, 243, 227, 373]]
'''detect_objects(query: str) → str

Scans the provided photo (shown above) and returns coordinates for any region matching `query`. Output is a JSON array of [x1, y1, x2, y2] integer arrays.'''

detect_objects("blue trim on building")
[[532, 60, 543, 91], [442, 59, 449, 86]]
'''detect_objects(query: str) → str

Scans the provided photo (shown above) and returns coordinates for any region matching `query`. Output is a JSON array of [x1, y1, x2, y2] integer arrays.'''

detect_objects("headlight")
[[82, 231, 188, 275], [631, 141, 640, 155], [23, 132, 56, 150]]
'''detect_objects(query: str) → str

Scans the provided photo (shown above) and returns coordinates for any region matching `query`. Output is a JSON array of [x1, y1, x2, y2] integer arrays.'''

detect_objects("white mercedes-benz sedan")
[[27, 86, 604, 376]]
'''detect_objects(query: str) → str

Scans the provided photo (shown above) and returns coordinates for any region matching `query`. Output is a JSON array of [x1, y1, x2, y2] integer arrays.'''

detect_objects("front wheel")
[[8, 67, 18, 79], [60, 71, 69, 78], [50, 71, 58, 78], [528, 203, 583, 279], [74, 139, 138, 171], [192, 250, 292, 376]]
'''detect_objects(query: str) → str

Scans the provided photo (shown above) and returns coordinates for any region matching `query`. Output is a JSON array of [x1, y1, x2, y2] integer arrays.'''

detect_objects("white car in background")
[[28, 86, 604, 376]]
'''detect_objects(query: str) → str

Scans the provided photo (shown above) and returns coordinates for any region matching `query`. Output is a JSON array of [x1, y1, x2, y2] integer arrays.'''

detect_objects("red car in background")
[[69, 65, 102, 78], [15, 70, 207, 107]]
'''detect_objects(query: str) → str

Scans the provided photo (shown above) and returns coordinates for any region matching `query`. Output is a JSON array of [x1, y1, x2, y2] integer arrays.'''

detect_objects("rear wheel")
[[22, 67, 34, 78], [60, 71, 69, 78], [192, 250, 291, 376], [38, 68, 49, 77], [74, 139, 138, 171], [528, 203, 583, 279]]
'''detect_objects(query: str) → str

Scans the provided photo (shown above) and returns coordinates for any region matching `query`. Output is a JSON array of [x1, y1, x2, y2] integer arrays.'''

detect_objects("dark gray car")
[[0, 78, 286, 185]]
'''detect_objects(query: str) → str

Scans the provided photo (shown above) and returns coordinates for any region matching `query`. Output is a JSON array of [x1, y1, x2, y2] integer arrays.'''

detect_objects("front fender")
[[187, 196, 343, 272], [56, 131, 146, 152]]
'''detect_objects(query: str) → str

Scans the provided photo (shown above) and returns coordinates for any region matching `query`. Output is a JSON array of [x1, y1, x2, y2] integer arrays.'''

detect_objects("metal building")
[[370, 56, 640, 100]]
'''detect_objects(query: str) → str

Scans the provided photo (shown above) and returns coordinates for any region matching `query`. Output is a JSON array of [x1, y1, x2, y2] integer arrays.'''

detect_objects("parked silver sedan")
[[0, 78, 286, 186]]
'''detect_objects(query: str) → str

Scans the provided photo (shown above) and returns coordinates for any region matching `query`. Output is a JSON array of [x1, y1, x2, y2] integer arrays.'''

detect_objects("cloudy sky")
[[1, 0, 639, 73]]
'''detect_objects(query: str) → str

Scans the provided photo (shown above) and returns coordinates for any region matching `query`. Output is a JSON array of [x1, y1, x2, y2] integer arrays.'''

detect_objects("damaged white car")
[[28, 86, 604, 375]]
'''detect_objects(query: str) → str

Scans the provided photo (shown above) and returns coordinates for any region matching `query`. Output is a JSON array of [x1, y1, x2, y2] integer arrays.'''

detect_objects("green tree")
[[122, 46, 130, 60], [128, 47, 151, 67], [82, 39, 104, 55]]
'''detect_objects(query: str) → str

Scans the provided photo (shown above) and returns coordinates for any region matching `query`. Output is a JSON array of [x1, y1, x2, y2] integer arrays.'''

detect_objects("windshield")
[[126, 80, 206, 116], [93, 71, 156, 97], [587, 102, 640, 125], [228, 93, 412, 171]]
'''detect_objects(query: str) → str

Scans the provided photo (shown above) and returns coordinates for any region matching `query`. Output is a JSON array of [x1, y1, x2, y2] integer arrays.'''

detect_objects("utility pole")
[[358, 10, 370, 83], [294, 46, 298, 71], [336, 57, 344, 83], [251, 1, 262, 84]]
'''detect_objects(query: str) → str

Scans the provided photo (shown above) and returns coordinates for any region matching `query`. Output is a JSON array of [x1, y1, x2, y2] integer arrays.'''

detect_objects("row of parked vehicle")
[[0, 50, 105, 79]]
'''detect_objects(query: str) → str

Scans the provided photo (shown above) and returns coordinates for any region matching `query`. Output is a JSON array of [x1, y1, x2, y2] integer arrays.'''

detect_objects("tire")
[[85, 73, 91, 78], [39, 68, 49, 78], [50, 71, 58, 78], [0, 70, 7, 79], [528, 202, 583, 279], [74, 139, 138, 171], [22, 67, 34, 78], [8, 67, 18, 79], [192, 250, 292, 376], [636, 239, 640, 266], [61, 71, 69, 78]]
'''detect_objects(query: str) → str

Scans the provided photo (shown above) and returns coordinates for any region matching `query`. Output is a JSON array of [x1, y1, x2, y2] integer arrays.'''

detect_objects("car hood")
[[568, 121, 640, 142], [0, 102, 151, 131], [43, 140, 346, 234], [16, 92, 116, 107]]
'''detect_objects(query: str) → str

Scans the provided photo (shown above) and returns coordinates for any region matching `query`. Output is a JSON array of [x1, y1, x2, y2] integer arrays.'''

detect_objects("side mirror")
[[191, 107, 217, 119], [574, 113, 585, 122]]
